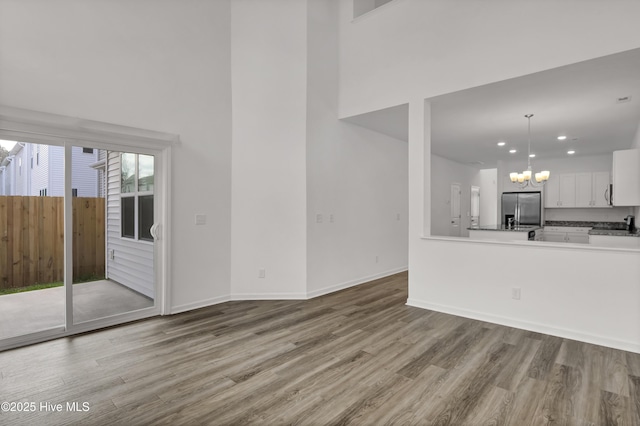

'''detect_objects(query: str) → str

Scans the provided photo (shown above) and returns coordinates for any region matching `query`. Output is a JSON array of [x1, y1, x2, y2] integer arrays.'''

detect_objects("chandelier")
[[509, 114, 550, 188]]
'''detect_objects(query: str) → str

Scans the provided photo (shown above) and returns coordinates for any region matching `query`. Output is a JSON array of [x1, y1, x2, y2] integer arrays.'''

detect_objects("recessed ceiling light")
[[557, 136, 567, 141], [529, 154, 536, 158], [567, 150, 576, 155], [509, 149, 517, 154], [497, 141, 506, 146]]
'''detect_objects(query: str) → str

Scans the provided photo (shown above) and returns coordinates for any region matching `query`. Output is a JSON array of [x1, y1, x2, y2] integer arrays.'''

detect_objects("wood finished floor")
[[1, 271, 639, 425]]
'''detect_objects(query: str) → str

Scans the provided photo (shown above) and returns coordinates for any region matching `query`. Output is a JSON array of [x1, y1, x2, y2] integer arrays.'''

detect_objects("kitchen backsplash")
[[544, 207, 633, 222]]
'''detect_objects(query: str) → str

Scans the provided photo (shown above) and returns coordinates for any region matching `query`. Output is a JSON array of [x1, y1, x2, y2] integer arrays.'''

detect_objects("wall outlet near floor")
[[512, 287, 521, 300], [258, 268, 266, 278], [194, 214, 207, 225]]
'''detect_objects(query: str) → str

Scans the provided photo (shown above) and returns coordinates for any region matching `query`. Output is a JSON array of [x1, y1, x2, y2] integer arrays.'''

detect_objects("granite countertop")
[[545, 220, 627, 230], [544, 220, 638, 237], [588, 229, 640, 237], [468, 225, 541, 232]]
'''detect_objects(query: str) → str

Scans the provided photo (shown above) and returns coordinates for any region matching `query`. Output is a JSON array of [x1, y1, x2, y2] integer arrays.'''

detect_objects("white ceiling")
[[343, 48, 640, 168]]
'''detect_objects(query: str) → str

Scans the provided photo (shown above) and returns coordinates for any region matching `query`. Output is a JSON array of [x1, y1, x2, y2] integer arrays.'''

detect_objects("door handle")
[[150, 223, 160, 240]]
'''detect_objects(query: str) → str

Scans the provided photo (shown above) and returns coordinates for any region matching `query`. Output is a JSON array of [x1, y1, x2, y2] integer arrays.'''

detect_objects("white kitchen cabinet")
[[543, 226, 591, 244], [544, 175, 560, 207], [613, 149, 640, 206], [546, 174, 575, 207], [546, 172, 611, 208], [559, 174, 576, 207], [566, 232, 590, 244], [590, 235, 640, 249], [575, 172, 611, 207], [593, 171, 612, 207], [575, 173, 592, 207], [543, 230, 566, 242]]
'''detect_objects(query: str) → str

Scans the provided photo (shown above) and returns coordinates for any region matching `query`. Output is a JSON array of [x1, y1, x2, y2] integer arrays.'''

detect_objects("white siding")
[[31, 144, 50, 195], [106, 151, 155, 298], [13, 145, 28, 195], [71, 146, 99, 197], [97, 149, 107, 198], [48, 146, 64, 196]]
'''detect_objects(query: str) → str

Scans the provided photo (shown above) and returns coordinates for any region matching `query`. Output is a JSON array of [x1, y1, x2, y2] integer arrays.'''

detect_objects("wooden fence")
[[0, 196, 105, 289]]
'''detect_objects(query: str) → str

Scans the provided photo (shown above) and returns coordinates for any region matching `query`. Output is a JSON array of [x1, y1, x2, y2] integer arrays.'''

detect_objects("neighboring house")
[[0, 142, 101, 197]]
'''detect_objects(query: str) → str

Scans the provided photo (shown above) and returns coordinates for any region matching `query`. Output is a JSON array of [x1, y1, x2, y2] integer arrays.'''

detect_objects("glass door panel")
[[71, 147, 154, 324], [0, 140, 65, 339]]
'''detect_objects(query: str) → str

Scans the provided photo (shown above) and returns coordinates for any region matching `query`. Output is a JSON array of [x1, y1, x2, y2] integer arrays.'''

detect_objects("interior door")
[[450, 183, 461, 236]]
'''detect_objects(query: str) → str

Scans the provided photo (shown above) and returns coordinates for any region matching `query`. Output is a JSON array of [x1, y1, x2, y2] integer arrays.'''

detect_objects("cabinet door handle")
[[604, 188, 609, 203]]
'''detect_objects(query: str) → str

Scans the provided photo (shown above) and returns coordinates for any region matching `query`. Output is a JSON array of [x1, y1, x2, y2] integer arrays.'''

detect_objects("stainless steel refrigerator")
[[501, 192, 542, 226]]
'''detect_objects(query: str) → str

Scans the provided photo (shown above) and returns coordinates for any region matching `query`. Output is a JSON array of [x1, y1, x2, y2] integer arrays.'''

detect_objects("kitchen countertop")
[[467, 225, 541, 232], [588, 229, 640, 237], [545, 220, 627, 230]]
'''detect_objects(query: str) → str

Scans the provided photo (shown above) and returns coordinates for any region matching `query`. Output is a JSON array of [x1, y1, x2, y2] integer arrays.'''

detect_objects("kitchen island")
[[468, 225, 542, 242]]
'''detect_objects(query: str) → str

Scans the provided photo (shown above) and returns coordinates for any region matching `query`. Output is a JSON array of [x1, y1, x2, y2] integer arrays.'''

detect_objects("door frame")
[[0, 106, 177, 350]]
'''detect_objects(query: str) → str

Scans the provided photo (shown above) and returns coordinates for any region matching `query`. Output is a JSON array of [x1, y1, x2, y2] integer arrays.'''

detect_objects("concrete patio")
[[0, 280, 154, 340]]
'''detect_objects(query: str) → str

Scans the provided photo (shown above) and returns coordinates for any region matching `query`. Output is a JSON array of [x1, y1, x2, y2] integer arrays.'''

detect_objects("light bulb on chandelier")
[[509, 114, 550, 188]]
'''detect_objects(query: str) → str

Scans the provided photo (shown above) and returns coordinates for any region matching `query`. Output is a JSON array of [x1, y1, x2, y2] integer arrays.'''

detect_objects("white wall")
[[478, 168, 497, 226], [230, 0, 308, 298], [305, 0, 408, 296], [431, 154, 476, 237], [338, 0, 640, 118], [0, 0, 233, 311]]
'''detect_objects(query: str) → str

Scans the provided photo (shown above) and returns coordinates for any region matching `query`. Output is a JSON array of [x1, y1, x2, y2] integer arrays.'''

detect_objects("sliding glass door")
[[0, 136, 165, 350], [71, 148, 155, 325], [0, 141, 66, 340]]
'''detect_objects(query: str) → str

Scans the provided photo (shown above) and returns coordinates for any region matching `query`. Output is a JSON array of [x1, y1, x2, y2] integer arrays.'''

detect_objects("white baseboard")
[[306, 266, 408, 299], [170, 295, 231, 314], [406, 298, 640, 354], [231, 292, 307, 300]]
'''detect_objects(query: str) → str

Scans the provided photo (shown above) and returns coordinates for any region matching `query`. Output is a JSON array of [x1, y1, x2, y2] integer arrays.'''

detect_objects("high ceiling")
[[344, 48, 640, 168]]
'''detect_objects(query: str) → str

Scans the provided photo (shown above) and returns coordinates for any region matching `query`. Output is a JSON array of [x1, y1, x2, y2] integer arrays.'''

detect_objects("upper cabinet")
[[613, 149, 640, 206], [545, 172, 611, 208], [576, 171, 611, 207]]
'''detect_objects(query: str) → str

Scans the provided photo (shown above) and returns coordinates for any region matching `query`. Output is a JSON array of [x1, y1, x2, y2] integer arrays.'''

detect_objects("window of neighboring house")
[[83, 147, 94, 154], [121, 153, 154, 241]]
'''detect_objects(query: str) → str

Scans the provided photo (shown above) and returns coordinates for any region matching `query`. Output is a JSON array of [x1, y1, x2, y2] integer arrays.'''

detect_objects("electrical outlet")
[[316, 214, 323, 223], [512, 287, 521, 300], [195, 214, 207, 225], [329, 214, 334, 223], [258, 268, 266, 278], [109, 249, 115, 260]]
